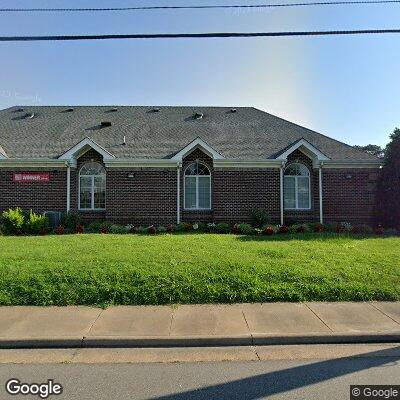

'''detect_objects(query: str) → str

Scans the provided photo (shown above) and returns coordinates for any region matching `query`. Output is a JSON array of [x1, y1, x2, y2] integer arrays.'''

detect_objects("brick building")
[[0, 106, 382, 225]]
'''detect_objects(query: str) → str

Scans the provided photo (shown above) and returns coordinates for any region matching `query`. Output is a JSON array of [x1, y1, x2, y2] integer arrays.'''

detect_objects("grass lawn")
[[0, 233, 399, 306]]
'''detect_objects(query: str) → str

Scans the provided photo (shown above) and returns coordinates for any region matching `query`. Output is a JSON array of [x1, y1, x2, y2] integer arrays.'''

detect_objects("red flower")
[[54, 225, 65, 235], [39, 227, 47, 236], [263, 226, 274, 235], [75, 224, 84, 234], [297, 225, 306, 233], [231, 224, 239, 234], [166, 224, 174, 233], [100, 226, 109, 234], [336, 224, 345, 233], [279, 225, 289, 234], [314, 223, 324, 233], [148, 226, 157, 235]]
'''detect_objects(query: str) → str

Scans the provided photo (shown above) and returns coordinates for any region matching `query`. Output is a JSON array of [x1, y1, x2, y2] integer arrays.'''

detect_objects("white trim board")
[[58, 137, 115, 167], [0, 159, 68, 168], [0, 145, 7, 159], [171, 137, 224, 161], [276, 138, 330, 162], [104, 159, 178, 168]]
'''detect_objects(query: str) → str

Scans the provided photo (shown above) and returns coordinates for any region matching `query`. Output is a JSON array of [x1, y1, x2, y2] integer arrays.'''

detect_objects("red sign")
[[13, 172, 50, 183]]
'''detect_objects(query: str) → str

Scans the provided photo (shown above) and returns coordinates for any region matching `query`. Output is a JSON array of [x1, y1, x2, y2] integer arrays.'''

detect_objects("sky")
[[0, 0, 399, 147]]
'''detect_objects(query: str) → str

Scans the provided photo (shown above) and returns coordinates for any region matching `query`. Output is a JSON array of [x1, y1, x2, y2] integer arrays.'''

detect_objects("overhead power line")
[[1, 30, 400, 42], [1, 0, 400, 12]]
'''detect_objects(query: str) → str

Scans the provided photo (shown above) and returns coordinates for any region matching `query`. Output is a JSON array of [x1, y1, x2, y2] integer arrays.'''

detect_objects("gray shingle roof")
[[0, 105, 377, 161]]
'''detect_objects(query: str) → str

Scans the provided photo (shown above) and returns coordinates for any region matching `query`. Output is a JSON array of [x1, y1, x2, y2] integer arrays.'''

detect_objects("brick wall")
[[0, 147, 380, 226], [106, 167, 177, 225], [323, 168, 379, 224], [0, 167, 67, 213]]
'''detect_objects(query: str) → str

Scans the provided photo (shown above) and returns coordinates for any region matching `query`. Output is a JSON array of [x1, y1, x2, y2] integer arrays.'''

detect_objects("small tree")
[[375, 128, 400, 228], [353, 144, 385, 158]]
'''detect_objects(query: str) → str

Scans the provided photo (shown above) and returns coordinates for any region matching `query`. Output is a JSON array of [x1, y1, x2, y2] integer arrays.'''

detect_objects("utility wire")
[[1, 0, 400, 12], [1, 30, 400, 41]]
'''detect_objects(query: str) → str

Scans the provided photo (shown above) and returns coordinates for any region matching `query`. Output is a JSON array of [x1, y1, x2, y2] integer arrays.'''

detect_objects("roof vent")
[[110, 108, 118, 112], [65, 108, 74, 112], [101, 121, 112, 127], [230, 108, 237, 113], [152, 107, 160, 112], [194, 112, 204, 120], [25, 112, 35, 119], [16, 108, 24, 112]]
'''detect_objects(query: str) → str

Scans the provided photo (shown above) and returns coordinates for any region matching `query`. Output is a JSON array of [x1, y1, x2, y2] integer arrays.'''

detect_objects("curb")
[[1, 332, 400, 349]]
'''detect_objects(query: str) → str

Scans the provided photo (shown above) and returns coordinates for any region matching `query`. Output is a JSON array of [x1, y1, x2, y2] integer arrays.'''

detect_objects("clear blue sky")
[[0, 0, 399, 147]]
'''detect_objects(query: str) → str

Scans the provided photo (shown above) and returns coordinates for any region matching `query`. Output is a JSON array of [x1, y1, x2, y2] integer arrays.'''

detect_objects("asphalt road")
[[1, 347, 400, 400]]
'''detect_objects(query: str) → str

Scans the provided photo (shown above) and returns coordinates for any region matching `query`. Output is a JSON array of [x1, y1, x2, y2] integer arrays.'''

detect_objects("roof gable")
[[0, 145, 7, 159], [171, 137, 224, 161], [58, 137, 115, 166], [275, 138, 330, 162]]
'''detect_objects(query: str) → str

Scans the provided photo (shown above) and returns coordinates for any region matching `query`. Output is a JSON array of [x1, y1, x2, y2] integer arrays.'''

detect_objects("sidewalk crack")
[[168, 306, 175, 336], [304, 303, 334, 332], [242, 309, 254, 345], [85, 308, 104, 337], [369, 302, 400, 326]]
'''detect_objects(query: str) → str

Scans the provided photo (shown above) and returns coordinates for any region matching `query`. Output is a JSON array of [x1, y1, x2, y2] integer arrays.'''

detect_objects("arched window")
[[284, 163, 311, 210], [79, 162, 106, 210], [184, 162, 211, 210]]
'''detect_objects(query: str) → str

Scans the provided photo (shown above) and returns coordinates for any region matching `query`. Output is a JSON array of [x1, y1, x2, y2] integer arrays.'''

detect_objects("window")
[[284, 163, 311, 210], [79, 162, 106, 210], [184, 162, 211, 210]]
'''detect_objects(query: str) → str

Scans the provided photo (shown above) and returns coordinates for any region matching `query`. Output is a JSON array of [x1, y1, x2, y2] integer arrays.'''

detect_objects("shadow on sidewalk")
[[150, 346, 400, 400]]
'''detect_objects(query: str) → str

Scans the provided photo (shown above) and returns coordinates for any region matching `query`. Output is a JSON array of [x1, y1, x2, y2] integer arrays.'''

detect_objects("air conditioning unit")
[[44, 211, 62, 228]]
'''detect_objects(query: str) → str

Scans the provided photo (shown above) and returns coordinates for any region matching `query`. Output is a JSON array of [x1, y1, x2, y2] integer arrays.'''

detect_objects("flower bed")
[[0, 208, 398, 237]]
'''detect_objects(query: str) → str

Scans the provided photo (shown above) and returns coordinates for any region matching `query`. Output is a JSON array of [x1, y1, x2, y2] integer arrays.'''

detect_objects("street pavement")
[[0, 344, 400, 399]]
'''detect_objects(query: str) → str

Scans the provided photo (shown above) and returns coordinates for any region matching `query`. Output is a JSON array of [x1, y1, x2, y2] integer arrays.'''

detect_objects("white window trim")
[[284, 164, 311, 211], [183, 162, 212, 211], [78, 164, 106, 211]]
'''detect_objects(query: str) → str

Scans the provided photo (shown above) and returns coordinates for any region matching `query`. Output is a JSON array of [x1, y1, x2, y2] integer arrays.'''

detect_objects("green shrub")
[[157, 226, 167, 233], [109, 224, 127, 234], [173, 223, 185, 233], [138, 226, 148, 234], [194, 222, 206, 232], [61, 212, 82, 231], [216, 223, 230, 234], [251, 208, 270, 228], [86, 221, 103, 233], [206, 223, 217, 233], [26, 210, 49, 234], [1, 207, 26, 234], [237, 223, 253, 235]]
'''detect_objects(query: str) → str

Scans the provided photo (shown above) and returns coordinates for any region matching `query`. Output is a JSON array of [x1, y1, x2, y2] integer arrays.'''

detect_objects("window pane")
[[284, 176, 296, 209], [80, 176, 92, 209], [198, 176, 211, 209], [93, 176, 106, 209], [297, 177, 310, 209], [185, 177, 197, 209]]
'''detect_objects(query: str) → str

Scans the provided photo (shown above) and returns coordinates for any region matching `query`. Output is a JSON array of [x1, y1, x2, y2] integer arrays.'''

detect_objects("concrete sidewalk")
[[0, 302, 399, 348]]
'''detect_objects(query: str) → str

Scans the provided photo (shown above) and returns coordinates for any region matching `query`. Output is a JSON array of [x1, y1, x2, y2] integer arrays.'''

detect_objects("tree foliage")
[[353, 144, 385, 158], [375, 128, 400, 228]]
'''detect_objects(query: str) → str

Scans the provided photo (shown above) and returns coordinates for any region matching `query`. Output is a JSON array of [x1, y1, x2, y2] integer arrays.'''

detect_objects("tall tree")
[[374, 128, 400, 228], [353, 144, 385, 158]]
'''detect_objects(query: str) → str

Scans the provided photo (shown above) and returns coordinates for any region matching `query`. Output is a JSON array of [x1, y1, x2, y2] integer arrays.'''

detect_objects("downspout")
[[66, 162, 71, 213], [177, 162, 181, 224], [280, 161, 285, 225], [319, 162, 323, 224]]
